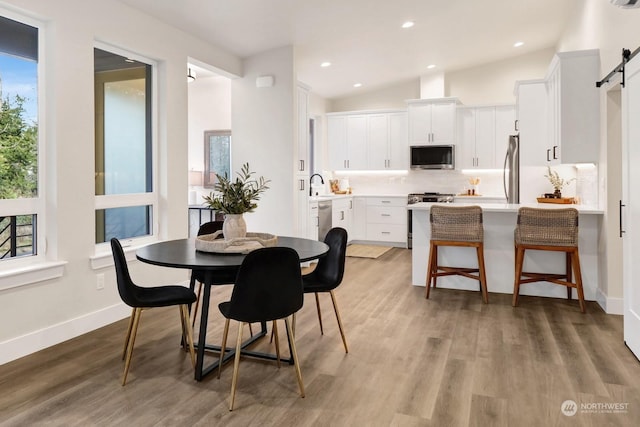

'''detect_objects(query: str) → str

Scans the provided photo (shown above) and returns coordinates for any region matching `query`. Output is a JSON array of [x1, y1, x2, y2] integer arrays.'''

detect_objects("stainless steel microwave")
[[410, 145, 455, 170]]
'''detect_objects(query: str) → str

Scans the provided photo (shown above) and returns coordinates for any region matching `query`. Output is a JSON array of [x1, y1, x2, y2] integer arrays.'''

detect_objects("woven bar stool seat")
[[426, 205, 488, 303], [512, 207, 585, 313]]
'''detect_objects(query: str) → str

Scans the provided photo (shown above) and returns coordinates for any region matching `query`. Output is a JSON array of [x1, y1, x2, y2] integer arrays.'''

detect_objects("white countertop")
[[407, 202, 603, 214], [309, 193, 406, 201]]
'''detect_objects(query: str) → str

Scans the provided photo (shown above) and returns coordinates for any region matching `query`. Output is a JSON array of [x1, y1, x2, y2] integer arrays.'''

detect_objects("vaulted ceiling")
[[118, 0, 582, 99]]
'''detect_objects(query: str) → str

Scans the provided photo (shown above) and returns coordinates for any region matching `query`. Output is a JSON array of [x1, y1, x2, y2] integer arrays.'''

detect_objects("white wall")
[[445, 48, 556, 105], [187, 75, 231, 203], [0, 0, 241, 364], [231, 46, 296, 236], [556, 0, 640, 310], [330, 78, 420, 112]]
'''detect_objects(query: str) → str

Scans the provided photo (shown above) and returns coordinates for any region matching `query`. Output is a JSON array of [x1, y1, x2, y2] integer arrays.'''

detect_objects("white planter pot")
[[223, 214, 247, 240]]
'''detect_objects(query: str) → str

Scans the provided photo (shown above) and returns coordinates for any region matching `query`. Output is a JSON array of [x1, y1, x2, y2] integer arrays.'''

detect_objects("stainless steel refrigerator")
[[503, 135, 520, 203]]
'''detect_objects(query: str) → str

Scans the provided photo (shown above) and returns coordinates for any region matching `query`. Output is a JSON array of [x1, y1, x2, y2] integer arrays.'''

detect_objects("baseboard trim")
[[0, 302, 130, 366], [596, 287, 624, 315]]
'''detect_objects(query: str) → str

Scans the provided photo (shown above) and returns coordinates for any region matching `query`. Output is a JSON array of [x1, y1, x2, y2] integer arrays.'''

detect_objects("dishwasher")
[[318, 200, 332, 241]]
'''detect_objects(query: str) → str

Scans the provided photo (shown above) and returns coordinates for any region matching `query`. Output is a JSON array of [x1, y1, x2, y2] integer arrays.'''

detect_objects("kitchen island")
[[408, 203, 604, 301]]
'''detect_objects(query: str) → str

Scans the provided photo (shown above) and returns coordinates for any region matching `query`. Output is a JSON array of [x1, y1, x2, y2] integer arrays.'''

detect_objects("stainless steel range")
[[407, 192, 454, 249]]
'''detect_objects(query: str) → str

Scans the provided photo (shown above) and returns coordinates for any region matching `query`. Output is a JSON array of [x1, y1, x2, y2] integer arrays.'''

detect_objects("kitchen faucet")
[[309, 173, 324, 196]]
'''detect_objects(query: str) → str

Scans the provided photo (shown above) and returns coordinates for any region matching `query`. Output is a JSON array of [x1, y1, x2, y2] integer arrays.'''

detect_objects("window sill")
[[90, 240, 152, 270], [0, 261, 67, 292]]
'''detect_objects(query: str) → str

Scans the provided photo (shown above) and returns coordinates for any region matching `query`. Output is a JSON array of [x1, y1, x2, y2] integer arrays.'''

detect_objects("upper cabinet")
[[457, 105, 515, 169], [295, 84, 310, 173], [516, 80, 548, 167], [407, 98, 460, 145], [545, 50, 600, 165], [327, 110, 408, 171], [516, 50, 600, 166]]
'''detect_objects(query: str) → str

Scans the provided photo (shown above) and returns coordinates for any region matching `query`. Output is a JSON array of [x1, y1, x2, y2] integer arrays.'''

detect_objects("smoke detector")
[[610, 0, 640, 8]]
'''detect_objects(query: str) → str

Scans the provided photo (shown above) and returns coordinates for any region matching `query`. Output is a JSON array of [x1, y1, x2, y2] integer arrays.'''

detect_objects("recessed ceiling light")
[[321, 62, 331, 67], [514, 41, 524, 48], [402, 21, 414, 29], [427, 64, 436, 69], [353, 83, 362, 88]]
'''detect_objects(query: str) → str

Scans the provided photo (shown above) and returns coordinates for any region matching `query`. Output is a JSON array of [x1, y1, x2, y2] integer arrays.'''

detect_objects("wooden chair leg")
[[426, 242, 436, 299], [566, 252, 573, 300], [330, 290, 349, 353], [191, 281, 203, 328], [218, 318, 230, 379], [572, 249, 586, 313], [180, 305, 196, 368], [272, 320, 281, 368], [229, 322, 245, 411], [122, 308, 136, 360], [122, 307, 142, 386], [314, 292, 324, 335], [285, 317, 305, 398], [432, 245, 439, 288], [512, 246, 525, 307], [477, 244, 489, 304]]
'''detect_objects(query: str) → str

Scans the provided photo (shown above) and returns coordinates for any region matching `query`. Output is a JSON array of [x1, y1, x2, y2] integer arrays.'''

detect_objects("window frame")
[[93, 42, 159, 253], [0, 8, 46, 269]]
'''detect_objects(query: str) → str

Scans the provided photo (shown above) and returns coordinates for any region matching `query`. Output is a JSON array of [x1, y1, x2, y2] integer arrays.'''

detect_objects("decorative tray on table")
[[195, 231, 277, 254], [536, 197, 576, 204]]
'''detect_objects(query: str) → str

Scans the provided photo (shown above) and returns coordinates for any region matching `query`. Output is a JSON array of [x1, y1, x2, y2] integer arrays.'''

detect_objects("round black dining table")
[[136, 236, 329, 380]]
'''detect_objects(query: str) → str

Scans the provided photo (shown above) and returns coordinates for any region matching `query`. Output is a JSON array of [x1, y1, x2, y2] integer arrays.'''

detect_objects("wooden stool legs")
[[512, 245, 586, 313], [425, 240, 488, 303]]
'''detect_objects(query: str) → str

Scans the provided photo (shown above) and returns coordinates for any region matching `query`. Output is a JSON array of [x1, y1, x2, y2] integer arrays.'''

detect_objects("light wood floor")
[[1, 248, 639, 426]]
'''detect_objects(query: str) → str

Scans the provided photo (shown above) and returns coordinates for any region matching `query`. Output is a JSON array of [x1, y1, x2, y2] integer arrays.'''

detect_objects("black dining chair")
[[299, 227, 349, 353], [217, 247, 305, 411], [111, 238, 197, 386]]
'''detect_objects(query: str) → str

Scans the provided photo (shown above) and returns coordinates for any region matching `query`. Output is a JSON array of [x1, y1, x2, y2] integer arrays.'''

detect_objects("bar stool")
[[512, 207, 585, 313], [426, 205, 488, 303]]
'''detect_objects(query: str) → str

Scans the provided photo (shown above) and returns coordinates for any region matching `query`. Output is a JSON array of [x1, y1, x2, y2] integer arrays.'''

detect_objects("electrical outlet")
[[96, 273, 105, 290]]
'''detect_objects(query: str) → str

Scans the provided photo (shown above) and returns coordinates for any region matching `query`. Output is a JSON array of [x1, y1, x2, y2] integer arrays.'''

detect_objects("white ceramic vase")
[[223, 214, 247, 240]]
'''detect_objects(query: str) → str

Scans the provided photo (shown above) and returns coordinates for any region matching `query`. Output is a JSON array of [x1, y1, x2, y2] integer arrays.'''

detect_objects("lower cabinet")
[[332, 197, 353, 238], [308, 201, 319, 240], [363, 197, 407, 245]]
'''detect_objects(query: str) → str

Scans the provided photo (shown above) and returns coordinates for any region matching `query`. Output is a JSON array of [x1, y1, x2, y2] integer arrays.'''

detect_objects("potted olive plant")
[[544, 166, 575, 198], [203, 163, 270, 239]]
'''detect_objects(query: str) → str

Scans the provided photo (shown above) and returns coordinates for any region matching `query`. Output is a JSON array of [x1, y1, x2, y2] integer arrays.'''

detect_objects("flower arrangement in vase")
[[544, 166, 575, 198], [203, 163, 270, 239]]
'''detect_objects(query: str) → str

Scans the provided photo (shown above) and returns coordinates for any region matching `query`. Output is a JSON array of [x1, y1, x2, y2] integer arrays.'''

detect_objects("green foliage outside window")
[[0, 94, 38, 199]]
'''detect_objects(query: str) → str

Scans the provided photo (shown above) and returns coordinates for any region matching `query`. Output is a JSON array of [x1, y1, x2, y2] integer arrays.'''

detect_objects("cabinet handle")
[[349, 200, 353, 209], [381, 200, 391, 204], [381, 231, 391, 234], [299, 160, 304, 171], [514, 119, 519, 132], [381, 214, 391, 217], [341, 211, 345, 221], [552, 145, 558, 160], [546, 149, 551, 162], [620, 200, 626, 238]]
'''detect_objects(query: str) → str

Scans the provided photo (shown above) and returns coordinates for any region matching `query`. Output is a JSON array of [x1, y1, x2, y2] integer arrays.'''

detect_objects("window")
[[0, 13, 41, 263], [94, 46, 156, 244], [204, 130, 231, 188]]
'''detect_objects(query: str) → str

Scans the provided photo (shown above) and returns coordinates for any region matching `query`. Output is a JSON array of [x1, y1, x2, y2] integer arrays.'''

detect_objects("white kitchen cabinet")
[[516, 80, 548, 167], [332, 197, 353, 237], [494, 105, 517, 166], [327, 115, 367, 170], [545, 49, 600, 165], [351, 197, 367, 241], [295, 84, 310, 173], [308, 200, 319, 240], [294, 83, 311, 238], [364, 197, 407, 245], [328, 110, 408, 171], [457, 105, 515, 170], [407, 98, 459, 145]]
